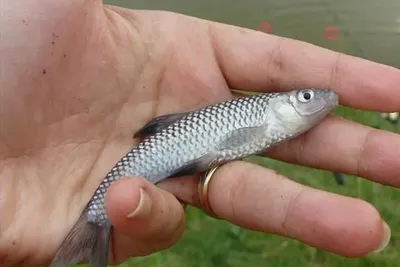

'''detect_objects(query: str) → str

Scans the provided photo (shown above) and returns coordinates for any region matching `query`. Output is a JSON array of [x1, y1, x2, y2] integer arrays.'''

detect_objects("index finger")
[[209, 22, 400, 111]]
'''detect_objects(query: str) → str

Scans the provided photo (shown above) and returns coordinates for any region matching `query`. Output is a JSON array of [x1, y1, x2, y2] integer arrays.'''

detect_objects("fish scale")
[[50, 88, 338, 267], [89, 96, 268, 222]]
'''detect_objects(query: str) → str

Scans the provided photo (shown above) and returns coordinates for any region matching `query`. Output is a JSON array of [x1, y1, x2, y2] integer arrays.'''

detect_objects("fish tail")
[[49, 208, 111, 267]]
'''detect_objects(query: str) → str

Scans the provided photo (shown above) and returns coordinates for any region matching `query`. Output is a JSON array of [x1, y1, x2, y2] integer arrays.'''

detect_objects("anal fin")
[[167, 153, 218, 178]]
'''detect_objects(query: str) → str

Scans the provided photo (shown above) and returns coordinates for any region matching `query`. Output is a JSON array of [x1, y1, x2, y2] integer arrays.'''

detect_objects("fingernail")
[[126, 188, 152, 218], [372, 220, 391, 253]]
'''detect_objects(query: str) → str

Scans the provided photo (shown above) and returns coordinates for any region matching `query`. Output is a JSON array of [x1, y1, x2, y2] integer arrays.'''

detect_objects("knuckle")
[[329, 51, 343, 89], [227, 164, 251, 219], [281, 186, 305, 236], [131, 208, 185, 257], [146, 192, 184, 241], [266, 36, 286, 87], [153, 218, 185, 248], [355, 128, 375, 178], [294, 132, 308, 164]]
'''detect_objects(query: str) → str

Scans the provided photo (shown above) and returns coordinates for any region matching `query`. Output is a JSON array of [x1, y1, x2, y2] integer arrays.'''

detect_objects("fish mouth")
[[314, 90, 339, 118], [325, 89, 339, 108]]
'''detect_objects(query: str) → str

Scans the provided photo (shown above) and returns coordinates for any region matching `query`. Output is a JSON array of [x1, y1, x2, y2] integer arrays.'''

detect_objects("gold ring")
[[198, 166, 220, 219]]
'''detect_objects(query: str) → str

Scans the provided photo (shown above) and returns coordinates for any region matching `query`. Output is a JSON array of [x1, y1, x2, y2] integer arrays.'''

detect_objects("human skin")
[[1, 0, 399, 266]]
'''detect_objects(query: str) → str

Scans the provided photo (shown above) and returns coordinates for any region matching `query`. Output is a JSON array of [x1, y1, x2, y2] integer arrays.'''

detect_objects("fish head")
[[289, 88, 338, 116], [271, 88, 339, 135]]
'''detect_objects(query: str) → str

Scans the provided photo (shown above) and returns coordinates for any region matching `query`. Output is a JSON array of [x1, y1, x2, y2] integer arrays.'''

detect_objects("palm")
[[0, 3, 233, 265]]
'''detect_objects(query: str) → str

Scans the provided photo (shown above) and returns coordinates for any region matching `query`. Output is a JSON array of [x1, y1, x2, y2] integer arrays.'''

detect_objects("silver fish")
[[50, 88, 338, 267]]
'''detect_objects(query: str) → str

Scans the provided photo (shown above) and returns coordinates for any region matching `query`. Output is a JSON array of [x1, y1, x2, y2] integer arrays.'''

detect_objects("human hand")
[[1, 1, 398, 266]]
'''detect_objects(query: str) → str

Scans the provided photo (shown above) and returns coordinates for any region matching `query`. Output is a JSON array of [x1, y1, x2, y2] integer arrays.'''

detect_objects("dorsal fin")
[[133, 112, 190, 138]]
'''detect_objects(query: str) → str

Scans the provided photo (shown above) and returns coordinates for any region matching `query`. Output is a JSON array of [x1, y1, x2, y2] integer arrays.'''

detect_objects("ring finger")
[[158, 160, 391, 257]]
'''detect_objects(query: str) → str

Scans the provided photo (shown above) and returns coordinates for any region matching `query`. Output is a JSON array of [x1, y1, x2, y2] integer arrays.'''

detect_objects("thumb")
[[104, 177, 185, 251]]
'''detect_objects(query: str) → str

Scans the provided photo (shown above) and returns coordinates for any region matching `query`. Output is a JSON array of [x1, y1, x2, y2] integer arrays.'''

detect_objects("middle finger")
[[159, 161, 390, 257]]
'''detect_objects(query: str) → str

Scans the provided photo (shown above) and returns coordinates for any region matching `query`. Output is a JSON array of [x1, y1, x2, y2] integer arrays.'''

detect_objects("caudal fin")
[[49, 209, 111, 267]]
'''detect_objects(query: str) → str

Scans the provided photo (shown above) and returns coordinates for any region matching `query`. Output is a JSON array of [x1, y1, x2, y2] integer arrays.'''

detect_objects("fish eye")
[[298, 89, 314, 103]]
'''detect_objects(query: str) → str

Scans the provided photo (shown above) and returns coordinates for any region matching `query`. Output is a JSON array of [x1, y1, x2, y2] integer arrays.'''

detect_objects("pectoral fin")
[[216, 125, 268, 150], [166, 126, 268, 179], [133, 112, 190, 138]]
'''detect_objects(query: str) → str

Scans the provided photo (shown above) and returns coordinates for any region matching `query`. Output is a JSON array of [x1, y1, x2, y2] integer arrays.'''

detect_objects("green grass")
[[111, 107, 399, 267]]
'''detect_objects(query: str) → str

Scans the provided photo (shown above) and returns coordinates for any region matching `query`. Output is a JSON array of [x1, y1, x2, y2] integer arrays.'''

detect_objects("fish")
[[49, 88, 339, 267]]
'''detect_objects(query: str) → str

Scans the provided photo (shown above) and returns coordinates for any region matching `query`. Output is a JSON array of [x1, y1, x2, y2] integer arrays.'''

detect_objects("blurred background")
[[101, 1, 400, 266]]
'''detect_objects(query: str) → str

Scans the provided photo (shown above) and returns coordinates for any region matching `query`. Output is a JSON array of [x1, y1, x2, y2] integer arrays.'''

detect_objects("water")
[[103, 0, 400, 68]]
